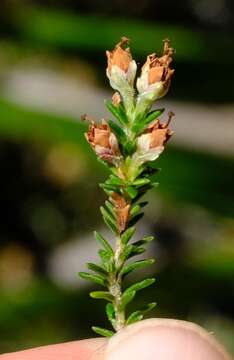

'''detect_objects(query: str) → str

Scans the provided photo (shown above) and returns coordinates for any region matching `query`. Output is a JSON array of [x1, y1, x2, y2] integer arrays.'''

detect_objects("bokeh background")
[[0, 0, 234, 355]]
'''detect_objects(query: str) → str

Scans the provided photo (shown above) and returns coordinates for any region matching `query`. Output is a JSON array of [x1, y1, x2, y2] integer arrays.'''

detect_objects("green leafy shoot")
[[79, 37, 174, 335]]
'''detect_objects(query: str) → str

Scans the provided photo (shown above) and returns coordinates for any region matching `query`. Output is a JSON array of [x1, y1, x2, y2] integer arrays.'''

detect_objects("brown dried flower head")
[[135, 112, 174, 163], [137, 39, 174, 100], [85, 120, 121, 165], [106, 37, 132, 74], [106, 37, 137, 92]]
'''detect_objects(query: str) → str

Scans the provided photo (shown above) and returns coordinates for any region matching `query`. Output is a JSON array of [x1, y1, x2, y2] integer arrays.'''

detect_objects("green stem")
[[107, 109, 141, 331], [108, 236, 125, 330]]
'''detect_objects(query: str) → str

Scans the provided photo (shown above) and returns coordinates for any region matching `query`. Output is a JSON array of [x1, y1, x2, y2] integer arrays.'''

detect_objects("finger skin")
[[0, 319, 233, 360], [106, 319, 233, 360], [0, 338, 106, 360]]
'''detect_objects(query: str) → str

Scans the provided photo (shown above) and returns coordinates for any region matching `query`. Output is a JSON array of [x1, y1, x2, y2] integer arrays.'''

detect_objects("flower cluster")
[[80, 37, 175, 337], [86, 37, 174, 171]]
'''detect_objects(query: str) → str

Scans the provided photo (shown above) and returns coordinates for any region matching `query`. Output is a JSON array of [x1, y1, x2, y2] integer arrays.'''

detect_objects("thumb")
[[105, 318, 233, 360]]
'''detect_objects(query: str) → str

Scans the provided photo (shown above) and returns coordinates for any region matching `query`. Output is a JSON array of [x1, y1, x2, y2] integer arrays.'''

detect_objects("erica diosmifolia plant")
[[79, 37, 174, 337]]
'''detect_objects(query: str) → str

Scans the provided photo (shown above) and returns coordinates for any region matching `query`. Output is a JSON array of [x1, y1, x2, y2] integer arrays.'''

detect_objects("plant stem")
[[81, 37, 174, 336], [109, 122, 136, 330], [109, 236, 125, 331]]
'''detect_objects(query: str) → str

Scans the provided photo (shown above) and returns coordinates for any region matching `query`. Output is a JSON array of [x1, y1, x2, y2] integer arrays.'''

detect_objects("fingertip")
[[105, 318, 233, 360], [0, 338, 107, 360]]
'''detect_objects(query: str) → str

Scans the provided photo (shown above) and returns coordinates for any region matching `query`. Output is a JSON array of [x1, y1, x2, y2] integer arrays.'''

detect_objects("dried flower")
[[106, 37, 137, 110], [134, 112, 174, 164], [85, 120, 121, 166], [106, 37, 136, 87], [136, 40, 174, 112], [111, 192, 130, 232]]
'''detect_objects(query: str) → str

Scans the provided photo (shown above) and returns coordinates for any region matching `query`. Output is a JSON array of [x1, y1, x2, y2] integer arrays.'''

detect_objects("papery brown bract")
[[111, 192, 130, 233]]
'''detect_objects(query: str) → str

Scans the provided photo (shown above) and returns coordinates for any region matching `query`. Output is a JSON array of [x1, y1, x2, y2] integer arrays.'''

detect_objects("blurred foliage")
[[0, 99, 233, 217], [0, 100, 233, 352], [0, 5, 234, 102]]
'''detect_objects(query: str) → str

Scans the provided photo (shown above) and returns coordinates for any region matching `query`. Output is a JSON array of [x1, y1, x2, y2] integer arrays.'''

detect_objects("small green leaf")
[[120, 242, 154, 265], [151, 182, 159, 188], [144, 109, 165, 125], [105, 100, 128, 125], [132, 235, 154, 247], [128, 212, 144, 227], [106, 303, 116, 322], [121, 226, 136, 244], [99, 187, 113, 197], [127, 312, 143, 324], [98, 249, 114, 272], [90, 291, 114, 302], [141, 302, 157, 313], [94, 231, 113, 255], [124, 140, 136, 155], [143, 235, 154, 242], [87, 263, 107, 276], [132, 188, 148, 204], [92, 326, 114, 337], [139, 201, 148, 208], [141, 166, 161, 178], [132, 108, 164, 133], [79, 272, 106, 286], [131, 113, 145, 133], [100, 205, 116, 223], [100, 206, 118, 234], [120, 244, 134, 261], [130, 204, 141, 218], [117, 102, 129, 121], [98, 249, 112, 263], [105, 200, 116, 218], [129, 245, 146, 257], [109, 120, 128, 146], [127, 303, 157, 325], [120, 290, 136, 310], [125, 186, 138, 199], [106, 175, 123, 186], [103, 216, 118, 234], [124, 278, 155, 295], [131, 240, 146, 247], [132, 178, 151, 187], [120, 259, 155, 276], [100, 182, 120, 193]]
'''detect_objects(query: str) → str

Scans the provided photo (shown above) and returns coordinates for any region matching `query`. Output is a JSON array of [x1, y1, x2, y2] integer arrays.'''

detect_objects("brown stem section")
[[111, 192, 130, 233]]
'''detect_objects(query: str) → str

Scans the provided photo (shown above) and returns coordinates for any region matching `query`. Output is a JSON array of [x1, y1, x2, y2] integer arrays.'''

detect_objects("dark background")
[[0, 0, 233, 355]]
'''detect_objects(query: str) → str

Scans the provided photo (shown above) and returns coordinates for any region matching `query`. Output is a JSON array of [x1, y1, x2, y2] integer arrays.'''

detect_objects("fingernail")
[[105, 319, 232, 360]]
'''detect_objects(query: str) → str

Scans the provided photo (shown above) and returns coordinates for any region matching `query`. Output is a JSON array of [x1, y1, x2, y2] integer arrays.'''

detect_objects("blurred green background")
[[0, 0, 234, 355]]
